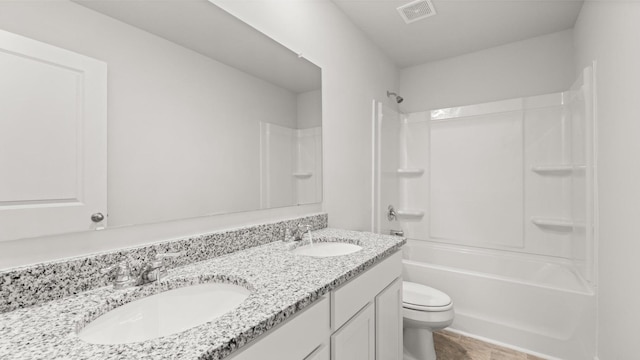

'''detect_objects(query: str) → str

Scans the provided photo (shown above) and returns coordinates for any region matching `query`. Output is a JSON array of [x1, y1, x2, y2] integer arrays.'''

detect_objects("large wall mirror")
[[0, 0, 322, 242]]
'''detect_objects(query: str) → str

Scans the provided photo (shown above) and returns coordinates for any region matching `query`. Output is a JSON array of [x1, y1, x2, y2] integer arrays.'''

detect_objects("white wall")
[[399, 30, 575, 112], [574, 2, 640, 358], [212, 0, 399, 232], [0, 0, 397, 268]]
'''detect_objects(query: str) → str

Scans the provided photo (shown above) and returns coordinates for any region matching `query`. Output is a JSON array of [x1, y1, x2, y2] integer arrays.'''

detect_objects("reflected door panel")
[[0, 29, 107, 241]]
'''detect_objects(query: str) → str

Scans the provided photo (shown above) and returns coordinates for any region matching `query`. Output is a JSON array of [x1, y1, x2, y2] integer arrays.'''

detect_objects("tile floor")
[[433, 330, 546, 360]]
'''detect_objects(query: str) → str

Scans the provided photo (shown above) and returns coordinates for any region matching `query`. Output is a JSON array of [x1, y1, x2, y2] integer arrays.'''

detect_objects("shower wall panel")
[[295, 126, 322, 204], [523, 96, 573, 258], [399, 113, 429, 239], [395, 91, 593, 260], [260, 122, 295, 209], [567, 66, 595, 284], [260, 123, 322, 208], [429, 110, 524, 248]]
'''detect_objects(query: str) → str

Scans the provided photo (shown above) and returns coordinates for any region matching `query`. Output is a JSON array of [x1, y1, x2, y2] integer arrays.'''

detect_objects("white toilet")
[[402, 281, 454, 360]]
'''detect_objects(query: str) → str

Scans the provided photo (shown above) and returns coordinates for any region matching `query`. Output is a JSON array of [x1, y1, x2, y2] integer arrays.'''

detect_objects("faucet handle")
[[152, 251, 182, 275], [281, 228, 295, 242], [100, 261, 136, 289]]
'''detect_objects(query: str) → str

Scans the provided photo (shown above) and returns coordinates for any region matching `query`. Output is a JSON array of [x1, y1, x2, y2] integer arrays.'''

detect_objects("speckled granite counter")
[[0, 228, 405, 359]]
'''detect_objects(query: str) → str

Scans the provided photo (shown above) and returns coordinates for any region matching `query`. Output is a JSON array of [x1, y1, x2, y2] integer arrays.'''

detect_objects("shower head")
[[387, 91, 404, 104]]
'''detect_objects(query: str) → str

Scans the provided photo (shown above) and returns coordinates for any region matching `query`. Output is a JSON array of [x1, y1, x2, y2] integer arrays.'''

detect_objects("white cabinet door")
[[304, 343, 329, 360], [0, 29, 107, 241], [375, 278, 403, 360], [332, 252, 402, 330], [332, 303, 375, 360]]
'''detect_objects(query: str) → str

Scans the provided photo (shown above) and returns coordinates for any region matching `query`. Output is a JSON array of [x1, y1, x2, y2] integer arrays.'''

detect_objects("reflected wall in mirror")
[[0, 0, 322, 242]]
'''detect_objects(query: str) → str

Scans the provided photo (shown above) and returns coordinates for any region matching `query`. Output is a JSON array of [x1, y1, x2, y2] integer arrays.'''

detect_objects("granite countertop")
[[0, 228, 405, 359]]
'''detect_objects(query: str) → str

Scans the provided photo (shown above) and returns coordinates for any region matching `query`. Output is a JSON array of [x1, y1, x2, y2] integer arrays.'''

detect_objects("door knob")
[[91, 212, 105, 223]]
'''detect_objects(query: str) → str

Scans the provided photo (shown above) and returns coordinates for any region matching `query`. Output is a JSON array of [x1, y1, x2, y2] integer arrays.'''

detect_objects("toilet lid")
[[403, 281, 452, 311]]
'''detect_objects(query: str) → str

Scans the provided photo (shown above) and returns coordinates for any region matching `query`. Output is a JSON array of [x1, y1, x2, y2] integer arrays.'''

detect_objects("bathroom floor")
[[434, 330, 546, 360]]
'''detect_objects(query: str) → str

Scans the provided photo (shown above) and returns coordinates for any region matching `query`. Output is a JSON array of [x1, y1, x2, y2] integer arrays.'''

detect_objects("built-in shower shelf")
[[531, 217, 575, 231], [396, 209, 425, 219], [396, 168, 425, 177], [531, 164, 586, 175], [292, 172, 313, 179]]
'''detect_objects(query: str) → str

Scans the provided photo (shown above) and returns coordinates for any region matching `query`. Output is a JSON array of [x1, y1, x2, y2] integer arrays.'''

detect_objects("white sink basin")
[[78, 283, 250, 344], [291, 242, 362, 257]]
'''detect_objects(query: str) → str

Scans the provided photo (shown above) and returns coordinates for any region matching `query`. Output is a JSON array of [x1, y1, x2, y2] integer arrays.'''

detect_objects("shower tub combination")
[[374, 66, 597, 360]]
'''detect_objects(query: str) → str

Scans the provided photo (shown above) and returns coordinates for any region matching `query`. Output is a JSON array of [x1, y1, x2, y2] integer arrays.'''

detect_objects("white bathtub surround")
[[259, 123, 322, 208], [373, 65, 596, 358], [396, 83, 595, 265], [0, 228, 405, 359]]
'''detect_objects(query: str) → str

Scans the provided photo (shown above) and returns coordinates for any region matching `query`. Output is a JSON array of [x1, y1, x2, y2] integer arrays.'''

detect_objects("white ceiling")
[[332, 0, 584, 68], [75, 0, 321, 93]]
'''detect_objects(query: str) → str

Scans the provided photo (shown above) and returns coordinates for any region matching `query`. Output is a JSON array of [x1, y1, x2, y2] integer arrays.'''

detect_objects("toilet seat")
[[404, 301, 453, 312], [403, 281, 453, 312]]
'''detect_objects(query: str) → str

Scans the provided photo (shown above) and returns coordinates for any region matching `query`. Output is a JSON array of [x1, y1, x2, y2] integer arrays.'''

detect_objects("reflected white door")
[[0, 29, 107, 241]]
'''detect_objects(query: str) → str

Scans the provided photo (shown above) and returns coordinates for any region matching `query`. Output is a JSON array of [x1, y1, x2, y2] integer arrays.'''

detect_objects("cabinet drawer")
[[331, 251, 402, 330], [230, 295, 330, 360]]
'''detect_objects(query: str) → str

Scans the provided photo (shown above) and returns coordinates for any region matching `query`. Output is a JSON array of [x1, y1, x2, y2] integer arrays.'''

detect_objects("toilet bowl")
[[403, 281, 454, 360]]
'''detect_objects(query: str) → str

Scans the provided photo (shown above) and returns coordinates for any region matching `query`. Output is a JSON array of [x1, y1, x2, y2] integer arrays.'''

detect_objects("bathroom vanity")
[[230, 252, 402, 360], [0, 219, 405, 360]]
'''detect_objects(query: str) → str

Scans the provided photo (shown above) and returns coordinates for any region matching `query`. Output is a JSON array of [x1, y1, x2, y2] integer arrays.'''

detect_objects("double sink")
[[77, 237, 362, 345]]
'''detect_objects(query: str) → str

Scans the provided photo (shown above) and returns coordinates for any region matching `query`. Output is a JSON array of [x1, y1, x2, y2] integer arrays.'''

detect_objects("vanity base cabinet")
[[331, 252, 403, 360], [229, 295, 330, 360], [228, 251, 402, 360], [331, 303, 375, 360]]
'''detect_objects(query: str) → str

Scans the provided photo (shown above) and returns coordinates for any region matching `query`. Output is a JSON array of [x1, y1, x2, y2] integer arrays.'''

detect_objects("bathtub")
[[402, 240, 596, 360]]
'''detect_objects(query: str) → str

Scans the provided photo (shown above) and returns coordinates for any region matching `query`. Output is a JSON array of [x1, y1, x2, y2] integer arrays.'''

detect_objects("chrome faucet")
[[140, 251, 181, 285], [281, 227, 295, 242], [100, 261, 137, 290], [294, 223, 312, 241], [101, 251, 181, 289]]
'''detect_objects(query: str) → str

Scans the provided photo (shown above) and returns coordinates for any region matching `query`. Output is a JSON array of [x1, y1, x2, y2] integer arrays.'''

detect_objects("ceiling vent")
[[397, 0, 437, 24]]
